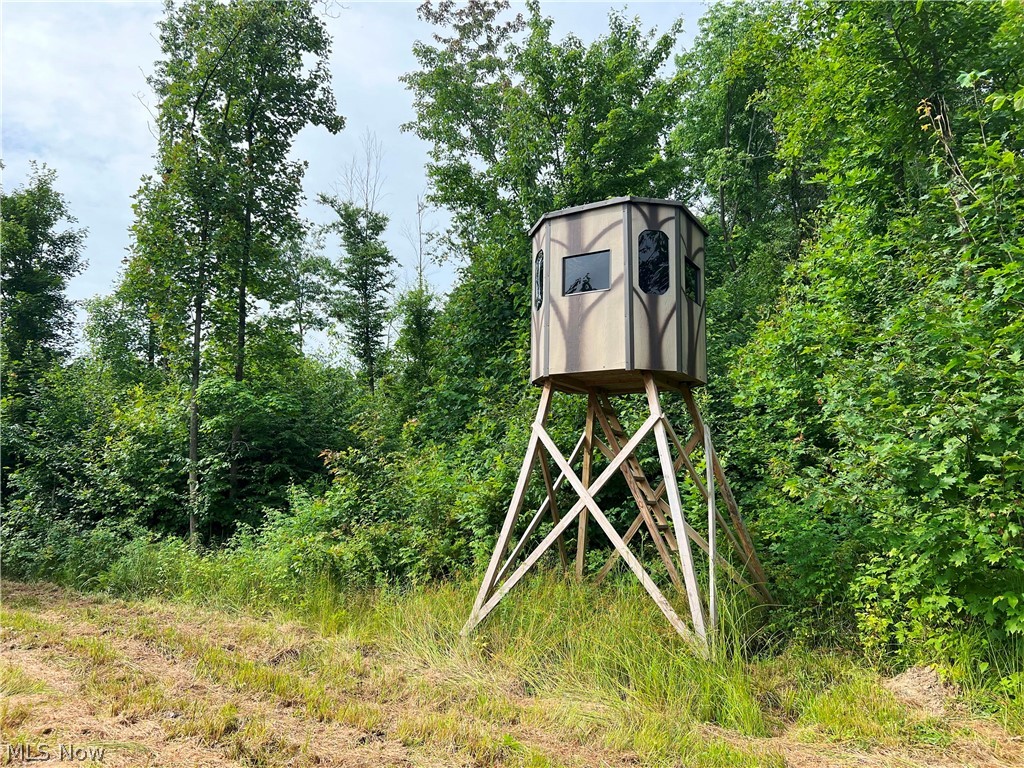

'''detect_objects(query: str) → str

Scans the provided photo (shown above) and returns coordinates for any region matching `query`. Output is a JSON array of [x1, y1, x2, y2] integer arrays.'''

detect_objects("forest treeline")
[[2, 0, 1022, 676]]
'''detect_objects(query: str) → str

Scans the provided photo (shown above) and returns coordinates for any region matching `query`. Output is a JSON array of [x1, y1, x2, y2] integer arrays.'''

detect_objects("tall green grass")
[[19, 534, 1023, 760]]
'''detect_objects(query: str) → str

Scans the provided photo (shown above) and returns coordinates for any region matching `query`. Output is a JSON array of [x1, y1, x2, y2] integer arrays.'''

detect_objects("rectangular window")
[[563, 250, 610, 295], [684, 258, 702, 304]]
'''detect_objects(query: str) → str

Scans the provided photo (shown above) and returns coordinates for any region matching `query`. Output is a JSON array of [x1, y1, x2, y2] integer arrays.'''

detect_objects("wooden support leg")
[[645, 430, 702, 551], [665, 420, 709, 499], [704, 424, 718, 637], [592, 400, 762, 603], [576, 396, 596, 578], [680, 387, 772, 602], [592, 416, 689, 576], [462, 383, 553, 635], [645, 374, 707, 641]]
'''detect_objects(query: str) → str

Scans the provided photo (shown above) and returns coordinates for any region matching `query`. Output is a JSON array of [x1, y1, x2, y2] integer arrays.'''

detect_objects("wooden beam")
[[465, 413, 661, 634], [576, 395, 596, 578], [462, 383, 553, 634], [662, 417, 745, 558], [704, 424, 718, 637], [590, 402, 761, 602], [494, 432, 586, 584], [538, 447, 569, 569], [645, 374, 707, 641], [665, 418, 709, 499], [594, 436, 615, 461], [647, 430, 702, 506]]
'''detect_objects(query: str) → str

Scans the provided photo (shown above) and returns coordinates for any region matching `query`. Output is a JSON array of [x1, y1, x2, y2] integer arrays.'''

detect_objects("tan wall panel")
[[630, 204, 679, 373], [545, 207, 625, 376], [680, 219, 707, 384]]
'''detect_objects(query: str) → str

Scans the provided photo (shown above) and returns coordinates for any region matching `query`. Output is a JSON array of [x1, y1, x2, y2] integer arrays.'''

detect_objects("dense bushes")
[[718, 4, 1024, 660]]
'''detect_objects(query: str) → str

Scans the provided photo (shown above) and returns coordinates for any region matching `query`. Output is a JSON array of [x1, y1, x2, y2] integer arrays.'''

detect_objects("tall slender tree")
[[127, 0, 343, 541], [276, 224, 338, 354], [393, 197, 438, 420], [0, 164, 86, 386], [320, 199, 395, 395], [320, 133, 396, 395]]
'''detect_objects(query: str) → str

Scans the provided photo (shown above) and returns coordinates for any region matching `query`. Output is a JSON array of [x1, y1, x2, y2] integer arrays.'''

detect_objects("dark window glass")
[[638, 229, 669, 295], [684, 258, 702, 304], [534, 250, 544, 310], [563, 250, 610, 295]]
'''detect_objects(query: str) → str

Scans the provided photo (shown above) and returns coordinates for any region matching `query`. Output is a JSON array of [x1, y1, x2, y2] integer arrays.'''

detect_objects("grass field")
[[1, 578, 1021, 767]]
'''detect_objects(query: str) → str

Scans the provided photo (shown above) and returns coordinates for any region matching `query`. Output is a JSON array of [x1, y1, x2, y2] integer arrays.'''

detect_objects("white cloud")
[[2, 1, 163, 300]]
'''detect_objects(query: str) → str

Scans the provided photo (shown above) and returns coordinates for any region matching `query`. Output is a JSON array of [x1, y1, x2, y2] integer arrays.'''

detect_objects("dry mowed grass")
[[0, 580, 1020, 768]]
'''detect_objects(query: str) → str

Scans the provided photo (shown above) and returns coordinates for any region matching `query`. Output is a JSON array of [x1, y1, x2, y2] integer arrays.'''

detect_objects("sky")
[[1, 0, 707, 341]]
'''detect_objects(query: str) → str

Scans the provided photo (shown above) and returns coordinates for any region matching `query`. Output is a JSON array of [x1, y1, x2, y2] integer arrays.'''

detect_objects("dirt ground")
[[1, 581, 1021, 768]]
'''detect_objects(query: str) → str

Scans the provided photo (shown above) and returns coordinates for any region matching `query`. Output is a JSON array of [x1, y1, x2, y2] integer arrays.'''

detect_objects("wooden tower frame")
[[461, 373, 771, 646]]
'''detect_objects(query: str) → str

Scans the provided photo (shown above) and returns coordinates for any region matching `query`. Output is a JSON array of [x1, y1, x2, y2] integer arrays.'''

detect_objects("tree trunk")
[[188, 262, 205, 548], [229, 134, 253, 505], [235, 209, 250, 384], [719, 82, 737, 273], [147, 313, 156, 367]]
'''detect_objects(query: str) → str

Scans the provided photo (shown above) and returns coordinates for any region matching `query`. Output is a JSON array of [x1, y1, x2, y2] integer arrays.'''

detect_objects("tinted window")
[[684, 258, 702, 304], [638, 229, 669, 295], [534, 250, 544, 310], [563, 250, 610, 295]]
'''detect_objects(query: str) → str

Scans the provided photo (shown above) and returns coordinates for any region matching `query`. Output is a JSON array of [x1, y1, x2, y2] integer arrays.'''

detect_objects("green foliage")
[[390, 282, 439, 421], [319, 196, 396, 394], [274, 225, 338, 353], [722, 1, 1024, 656], [121, 0, 344, 541], [0, 163, 86, 382], [0, 164, 87, 503], [5, 0, 1024, 720], [671, 2, 818, 401], [2, 517, 148, 589]]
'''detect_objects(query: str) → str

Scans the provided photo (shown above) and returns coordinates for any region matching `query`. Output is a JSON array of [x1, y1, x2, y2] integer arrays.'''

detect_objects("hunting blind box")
[[530, 197, 707, 392], [462, 197, 770, 648]]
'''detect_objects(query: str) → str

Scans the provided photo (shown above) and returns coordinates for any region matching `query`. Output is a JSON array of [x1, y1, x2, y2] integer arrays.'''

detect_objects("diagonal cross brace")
[[536, 426, 700, 644], [461, 413, 682, 636], [494, 433, 587, 585]]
